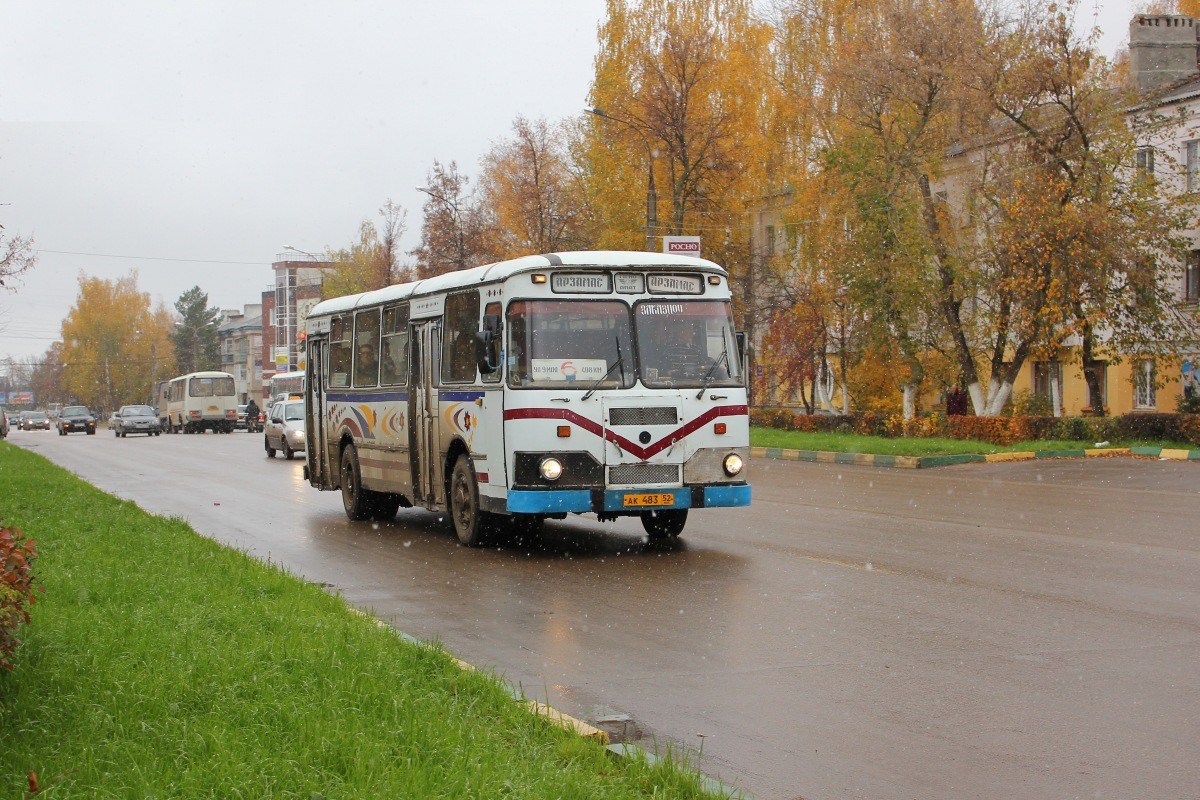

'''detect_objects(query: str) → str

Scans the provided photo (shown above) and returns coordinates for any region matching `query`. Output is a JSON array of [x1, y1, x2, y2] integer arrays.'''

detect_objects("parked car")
[[264, 399, 305, 460], [21, 410, 52, 431], [57, 405, 96, 435], [111, 404, 162, 437]]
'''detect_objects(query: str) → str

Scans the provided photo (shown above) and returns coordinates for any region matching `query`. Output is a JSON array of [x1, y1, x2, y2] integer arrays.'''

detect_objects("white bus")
[[164, 371, 238, 434], [266, 370, 305, 409], [302, 251, 750, 545]]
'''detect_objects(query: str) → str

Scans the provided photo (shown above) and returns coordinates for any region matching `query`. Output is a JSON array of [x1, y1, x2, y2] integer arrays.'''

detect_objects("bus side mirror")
[[735, 331, 746, 365], [476, 330, 502, 373]]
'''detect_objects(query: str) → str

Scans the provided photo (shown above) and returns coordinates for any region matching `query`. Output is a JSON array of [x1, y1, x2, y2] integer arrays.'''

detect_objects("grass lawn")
[[749, 426, 1194, 457], [0, 443, 725, 799]]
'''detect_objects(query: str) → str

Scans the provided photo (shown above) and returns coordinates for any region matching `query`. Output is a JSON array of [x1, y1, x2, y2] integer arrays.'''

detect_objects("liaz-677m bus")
[[302, 251, 750, 545]]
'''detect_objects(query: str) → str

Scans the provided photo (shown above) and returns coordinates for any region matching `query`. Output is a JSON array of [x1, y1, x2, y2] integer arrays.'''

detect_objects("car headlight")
[[722, 453, 744, 477], [539, 457, 563, 481]]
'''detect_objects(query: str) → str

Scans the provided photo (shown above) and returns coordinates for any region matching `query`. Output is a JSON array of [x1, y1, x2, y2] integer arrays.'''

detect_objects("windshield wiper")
[[696, 338, 731, 399], [583, 337, 626, 401]]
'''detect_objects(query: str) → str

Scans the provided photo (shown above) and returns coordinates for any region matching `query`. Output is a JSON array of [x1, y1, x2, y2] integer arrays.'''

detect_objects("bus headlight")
[[539, 457, 564, 481], [722, 453, 744, 477]]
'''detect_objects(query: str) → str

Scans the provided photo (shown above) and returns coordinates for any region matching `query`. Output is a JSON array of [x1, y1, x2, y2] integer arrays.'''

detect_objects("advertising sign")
[[530, 358, 608, 382], [663, 236, 701, 258]]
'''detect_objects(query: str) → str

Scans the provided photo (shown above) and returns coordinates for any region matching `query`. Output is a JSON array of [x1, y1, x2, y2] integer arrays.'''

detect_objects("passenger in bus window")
[[356, 342, 378, 385]]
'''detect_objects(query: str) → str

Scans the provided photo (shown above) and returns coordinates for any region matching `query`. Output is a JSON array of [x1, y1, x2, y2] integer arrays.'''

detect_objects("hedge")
[[749, 408, 1200, 447]]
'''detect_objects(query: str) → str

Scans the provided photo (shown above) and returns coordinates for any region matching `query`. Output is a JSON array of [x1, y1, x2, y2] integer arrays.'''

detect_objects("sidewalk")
[[750, 445, 1200, 469]]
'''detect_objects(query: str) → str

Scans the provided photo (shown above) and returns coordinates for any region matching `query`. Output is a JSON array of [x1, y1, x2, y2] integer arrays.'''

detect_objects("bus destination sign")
[[647, 274, 704, 295], [551, 273, 613, 293]]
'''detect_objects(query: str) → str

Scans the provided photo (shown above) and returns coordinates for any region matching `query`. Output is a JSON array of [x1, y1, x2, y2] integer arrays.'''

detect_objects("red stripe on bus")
[[502, 405, 747, 461]]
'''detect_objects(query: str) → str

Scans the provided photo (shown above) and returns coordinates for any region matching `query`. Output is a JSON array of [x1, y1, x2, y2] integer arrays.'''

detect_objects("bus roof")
[[307, 250, 726, 319]]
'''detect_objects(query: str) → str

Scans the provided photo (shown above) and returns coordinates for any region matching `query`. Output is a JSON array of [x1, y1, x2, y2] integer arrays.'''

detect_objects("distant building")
[[261, 253, 328, 396], [216, 304, 263, 404]]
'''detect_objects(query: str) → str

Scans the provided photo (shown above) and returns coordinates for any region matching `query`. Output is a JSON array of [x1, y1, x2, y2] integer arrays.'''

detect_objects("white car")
[[264, 399, 305, 460]]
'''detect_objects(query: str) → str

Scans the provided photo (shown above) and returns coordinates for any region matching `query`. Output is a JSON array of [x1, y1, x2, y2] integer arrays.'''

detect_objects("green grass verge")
[[0, 443, 726, 799], [749, 427, 1195, 457]]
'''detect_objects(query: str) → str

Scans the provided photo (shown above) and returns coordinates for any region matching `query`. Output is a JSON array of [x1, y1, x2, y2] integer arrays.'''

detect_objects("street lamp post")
[[586, 107, 658, 252], [415, 186, 467, 270]]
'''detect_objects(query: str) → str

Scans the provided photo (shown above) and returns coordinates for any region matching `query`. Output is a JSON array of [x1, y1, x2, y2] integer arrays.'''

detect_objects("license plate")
[[622, 492, 675, 508]]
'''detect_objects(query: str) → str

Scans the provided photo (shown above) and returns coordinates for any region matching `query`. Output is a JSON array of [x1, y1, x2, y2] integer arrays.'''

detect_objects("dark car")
[[21, 411, 52, 431], [112, 404, 162, 437], [58, 405, 96, 435]]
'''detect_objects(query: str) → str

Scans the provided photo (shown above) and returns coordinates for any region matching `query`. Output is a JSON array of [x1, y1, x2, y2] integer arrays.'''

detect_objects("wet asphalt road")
[[10, 428, 1200, 800]]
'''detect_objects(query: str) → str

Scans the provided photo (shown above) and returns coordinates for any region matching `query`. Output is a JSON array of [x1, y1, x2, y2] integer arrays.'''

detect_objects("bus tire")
[[450, 454, 486, 547], [641, 509, 687, 539], [340, 445, 373, 521], [371, 495, 401, 522]]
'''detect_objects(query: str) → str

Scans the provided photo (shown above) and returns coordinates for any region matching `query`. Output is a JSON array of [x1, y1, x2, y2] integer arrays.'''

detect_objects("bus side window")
[[442, 291, 480, 384], [381, 303, 409, 386], [354, 309, 381, 387], [329, 314, 351, 388], [481, 301, 502, 384]]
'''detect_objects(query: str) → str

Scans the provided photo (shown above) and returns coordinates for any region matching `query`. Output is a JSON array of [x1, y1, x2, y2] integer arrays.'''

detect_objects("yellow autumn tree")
[[584, 0, 778, 286], [323, 200, 410, 297], [60, 272, 175, 413], [476, 115, 596, 258]]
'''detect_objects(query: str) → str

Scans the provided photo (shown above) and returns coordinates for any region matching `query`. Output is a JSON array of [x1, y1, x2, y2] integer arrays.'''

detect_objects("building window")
[[1187, 140, 1200, 192], [1187, 251, 1200, 303], [1136, 146, 1156, 177], [1032, 360, 1062, 403], [1134, 359, 1156, 409]]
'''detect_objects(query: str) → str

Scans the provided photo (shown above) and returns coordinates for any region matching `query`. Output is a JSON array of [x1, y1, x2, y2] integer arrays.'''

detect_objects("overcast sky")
[[0, 0, 1139, 365]]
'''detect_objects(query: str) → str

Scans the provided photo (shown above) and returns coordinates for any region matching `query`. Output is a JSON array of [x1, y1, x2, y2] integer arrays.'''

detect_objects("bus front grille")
[[608, 463, 680, 485], [609, 406, 678, 426]]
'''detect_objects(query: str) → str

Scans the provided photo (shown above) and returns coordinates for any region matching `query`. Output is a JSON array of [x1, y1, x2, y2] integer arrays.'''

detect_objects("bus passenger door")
[[305, 339, 327, 486], [410, 321, 443, 509]]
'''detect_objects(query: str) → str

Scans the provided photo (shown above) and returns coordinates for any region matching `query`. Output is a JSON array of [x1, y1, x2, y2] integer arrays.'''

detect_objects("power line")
[[35, 249, 269, 266]]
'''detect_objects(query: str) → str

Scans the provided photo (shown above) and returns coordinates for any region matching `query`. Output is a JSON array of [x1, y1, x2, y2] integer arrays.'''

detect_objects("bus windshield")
[[189, 376, 236, 397], [634, 299, 742, 388], [507, 300, 635, 389]]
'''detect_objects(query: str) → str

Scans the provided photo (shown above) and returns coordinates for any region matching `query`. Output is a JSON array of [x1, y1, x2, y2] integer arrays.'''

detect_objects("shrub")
[[1, 521, 40, 671], [1012, 389, 1053, 417], [1177, 394, 1200, 414]]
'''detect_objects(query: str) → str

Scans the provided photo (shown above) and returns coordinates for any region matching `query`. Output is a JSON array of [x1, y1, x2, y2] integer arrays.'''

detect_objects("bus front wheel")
[[450, 454, 486, 547], [641, 509, 687, 540], [340, 445, 373, 521]]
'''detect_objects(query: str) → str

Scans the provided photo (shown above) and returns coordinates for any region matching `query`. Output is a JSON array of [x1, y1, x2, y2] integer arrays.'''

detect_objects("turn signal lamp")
[[708, 275, 721, 285], [557, 425, 571, 438], [532, 273, 548, 284], [714, 422, 727, 435]]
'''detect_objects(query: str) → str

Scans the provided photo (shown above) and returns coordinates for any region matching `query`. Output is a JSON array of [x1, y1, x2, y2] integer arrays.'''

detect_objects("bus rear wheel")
[[641, 509, 687, 540], [340, 445, 374, 521], [450, 454, 487, 547]]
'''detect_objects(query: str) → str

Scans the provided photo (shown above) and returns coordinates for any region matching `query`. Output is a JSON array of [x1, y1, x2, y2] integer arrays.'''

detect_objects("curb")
[[751, 445, 1200, 468], [349, 610, 750, 798]]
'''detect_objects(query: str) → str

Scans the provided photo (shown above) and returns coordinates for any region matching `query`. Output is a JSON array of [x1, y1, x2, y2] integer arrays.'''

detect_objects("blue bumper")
[[506, 484, 751, 515]]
